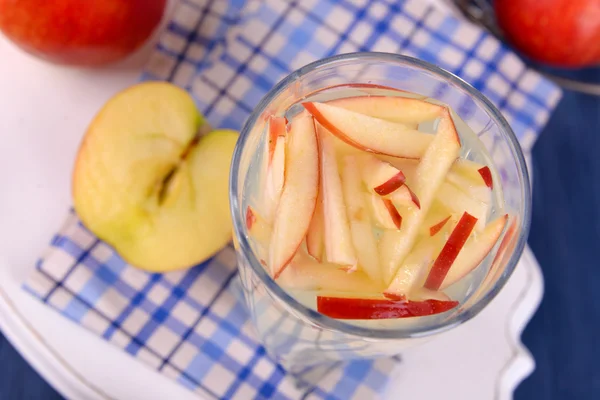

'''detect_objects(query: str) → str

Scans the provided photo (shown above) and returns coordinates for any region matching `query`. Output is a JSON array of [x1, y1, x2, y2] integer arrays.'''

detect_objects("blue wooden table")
[[2, 73, 599, 399]]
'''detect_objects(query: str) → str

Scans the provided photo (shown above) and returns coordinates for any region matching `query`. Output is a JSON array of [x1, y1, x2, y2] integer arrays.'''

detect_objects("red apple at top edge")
[[495, 0, 600, 68], [0, 0, 166, 66]]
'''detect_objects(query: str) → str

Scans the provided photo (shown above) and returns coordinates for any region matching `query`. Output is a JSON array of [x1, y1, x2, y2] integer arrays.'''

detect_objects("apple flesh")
[[316, 296, 459, 319], [439, 214, 508, 290], [435, 182, 488, 231], [306, 194, 325, 262], [303, 101, 434, 159], [379, 110, 461, 284], [424, 212, 478, 291], [328, 95, 443, 124], [341, 155, 383, 284], [318, 125, 357, 268], [269, 115, 319, 278], [73, 82, 238, 271], [0, 0, 166, 66], [365, 193, 400, 230]]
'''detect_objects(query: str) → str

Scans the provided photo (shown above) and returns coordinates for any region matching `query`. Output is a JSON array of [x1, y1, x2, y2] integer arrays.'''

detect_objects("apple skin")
[[495, 0, 600, 68], [0, 0, 166, 66]]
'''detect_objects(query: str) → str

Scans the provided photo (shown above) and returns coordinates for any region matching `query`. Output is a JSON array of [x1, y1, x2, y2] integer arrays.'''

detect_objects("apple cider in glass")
[[243, 85, 512, 326], [231, 53, 529, 370]]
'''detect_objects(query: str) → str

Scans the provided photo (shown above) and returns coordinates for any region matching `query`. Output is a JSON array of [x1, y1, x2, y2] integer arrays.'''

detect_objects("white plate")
[[0, 2, 543, 398]]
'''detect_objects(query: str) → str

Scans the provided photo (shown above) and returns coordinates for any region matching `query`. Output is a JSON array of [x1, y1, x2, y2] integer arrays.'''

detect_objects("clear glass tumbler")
[[229, 53, 531, 373]]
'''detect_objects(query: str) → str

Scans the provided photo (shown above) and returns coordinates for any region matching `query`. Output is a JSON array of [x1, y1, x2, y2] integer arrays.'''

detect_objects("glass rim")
[[229, 52, 532, 340]]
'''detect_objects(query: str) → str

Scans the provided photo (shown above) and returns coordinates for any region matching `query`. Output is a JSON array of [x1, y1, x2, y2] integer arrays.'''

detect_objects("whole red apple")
[[0, 0, 167, 67], [495, 0, 600, 68]]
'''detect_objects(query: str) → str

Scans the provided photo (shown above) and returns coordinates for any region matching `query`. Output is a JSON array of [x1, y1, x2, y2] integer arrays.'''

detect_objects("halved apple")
[[379, 110, 461, 284], [316, 296, 459, 319], [341, 155, 382, 284], [438, 214, 508, 290], [73, 82, 239, 272], [303, 101, 434, 159], [327, 95, 443, 124], [269, 115, 319, 278], [424, 212, 478, 291], [318, 125, 357, 268]]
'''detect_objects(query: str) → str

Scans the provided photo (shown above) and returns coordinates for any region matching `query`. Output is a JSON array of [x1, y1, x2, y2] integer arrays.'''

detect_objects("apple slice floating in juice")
[[318, 124, 357, 268], [341, 155, 383, 285], [360, 155, 405, 194], [424, 212, 478, 291], [303, 101, 434, 159], [269, 115, 319, 278], [316, 296, 459, 319], [380, 110, 461, 284], [246, 206, 272, 270], [435, 182, 488, 231], [327, 95, 444, 124], [365, 193, 400, 230], [445, 170, 492, 204], [306, 192, 325, 262], [439, 213, 508, 290]]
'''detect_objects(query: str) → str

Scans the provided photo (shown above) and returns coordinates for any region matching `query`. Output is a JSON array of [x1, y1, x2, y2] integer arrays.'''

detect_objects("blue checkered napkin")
[[25, 0, 561, 399]]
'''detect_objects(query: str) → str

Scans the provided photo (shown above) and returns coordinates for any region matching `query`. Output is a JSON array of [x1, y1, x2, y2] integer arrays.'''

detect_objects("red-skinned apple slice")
[[318, 125, 357, 268], [409, 288, 451, 302], [478, 166, 493, 189], [438, 214, 508, 290], [303, 101, 434, 159], [424, 212, 478, 291], [451, 158, 487, 182], [379, 110, 461, 284], [341, 155, 383, 284], [269, 115, 319, 278], [365, 193, 398, 230], [306, 193, 324, 262], [276, 252, 381, 293], [360, 155, 405, 194], [316, 296, 459, 319], [436, 182, 488, 231], [327, 95, 444, 124], [374, 172, 406, 196], [246, 206, 272, 272], [382, 199, 402, 229], [445, 170, 492, 204], [267, 116, 286, 165]]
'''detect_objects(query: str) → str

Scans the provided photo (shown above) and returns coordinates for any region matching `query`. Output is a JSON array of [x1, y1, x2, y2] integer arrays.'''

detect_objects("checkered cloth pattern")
[[25, 0, 561, 399]]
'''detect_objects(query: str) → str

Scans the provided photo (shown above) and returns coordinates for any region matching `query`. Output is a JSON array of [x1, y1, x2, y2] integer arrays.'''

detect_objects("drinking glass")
[[229, 52, 531, 372]]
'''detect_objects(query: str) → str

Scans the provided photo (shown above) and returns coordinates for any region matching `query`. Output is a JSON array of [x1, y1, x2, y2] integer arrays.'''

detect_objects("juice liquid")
[[243, 85, 507, 328]]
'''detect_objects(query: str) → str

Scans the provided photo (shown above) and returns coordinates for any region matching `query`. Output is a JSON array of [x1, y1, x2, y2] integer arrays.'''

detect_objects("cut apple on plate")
[[435, 182, 488, 231], [73, 82, 239, 272], [424, 212, 478, 290], [327, 95, 444, 125], [316, 296, 459, 319], [438, 214, 508, 290], [318, 125, 357, 268], [276, 252, 382, 293], [269, 115, 319, 278], [341, 155, 383, 284], [303, 101, 434, 159], [379, 110, 461, 284]]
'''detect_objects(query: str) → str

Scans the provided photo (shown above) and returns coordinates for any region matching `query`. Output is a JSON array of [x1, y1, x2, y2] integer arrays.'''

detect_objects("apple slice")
[[390, 184, 421, 209], [245, 206, 272, 269], [445, 170, 492, 204], [429, 215, 451, 236], [424, 212, 478, 291], [409, 288, 451, 302], [306, 193, 324, 262], [379, 110, 461, 283], [303, 101, 434, 159], [379, 156, 419, 183], [269, 115, 319, 278], [327, 95, 444, 124], [276, 252, 382, 293], [316, 296, 459, 319], [266, 115, 287, 165], [365, 193, 399, 230], [435, 182, 488, 231], [341, 155, 383, 284], [478, 166, 493, 189], [318, 124, 357, 268], [451, 158, 487, 182], [72, 82, 240, 272], [360, 155, 405, 194], [439, 214, 508, 290], [382, 199, 403, 229], [384, 235, 438, 299]]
